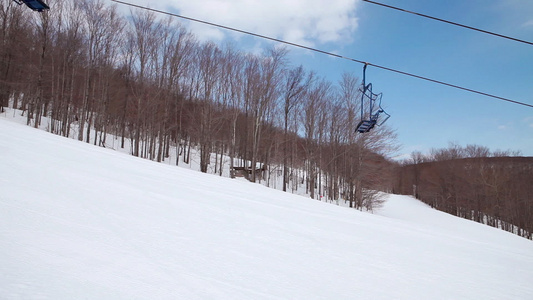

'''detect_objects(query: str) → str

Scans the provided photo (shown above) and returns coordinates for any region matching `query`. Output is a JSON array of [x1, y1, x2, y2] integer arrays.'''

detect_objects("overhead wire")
[[361, 0, 533, 47], [110, 0, 533, 109]]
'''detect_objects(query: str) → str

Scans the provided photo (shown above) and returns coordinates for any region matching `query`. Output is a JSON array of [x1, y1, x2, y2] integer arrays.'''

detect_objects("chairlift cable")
[[361, 0, 533, 46], [110, 0, 533, 109]]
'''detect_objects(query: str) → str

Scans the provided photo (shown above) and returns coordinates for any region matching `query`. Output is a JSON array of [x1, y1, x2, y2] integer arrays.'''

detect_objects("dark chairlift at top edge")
[[13, 0, 49, 12]]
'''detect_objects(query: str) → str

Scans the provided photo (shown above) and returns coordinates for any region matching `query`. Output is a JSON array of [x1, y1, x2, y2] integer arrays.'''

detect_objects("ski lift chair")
[[13, 0, 49, 12], [355, 64, 390, 133]]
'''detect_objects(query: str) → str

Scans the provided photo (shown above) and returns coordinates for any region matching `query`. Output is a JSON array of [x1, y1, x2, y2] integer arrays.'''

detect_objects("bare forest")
[[395, 144, 533, 239], [0, 0, 398, 211]]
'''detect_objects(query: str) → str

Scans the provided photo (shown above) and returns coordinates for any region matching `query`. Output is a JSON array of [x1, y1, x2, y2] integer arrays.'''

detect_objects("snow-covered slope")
[[1, 118, 532, 299]]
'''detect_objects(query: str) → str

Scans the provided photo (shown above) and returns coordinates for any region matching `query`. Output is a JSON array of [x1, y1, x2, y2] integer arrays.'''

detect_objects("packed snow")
[[1, 117, 532, 299]]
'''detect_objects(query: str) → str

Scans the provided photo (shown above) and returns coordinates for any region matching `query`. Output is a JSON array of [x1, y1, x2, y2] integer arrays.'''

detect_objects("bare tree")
[[0, 1, 30, 113], [167, 24, 196, 165], [24, 3, 52, 128], [249, 47, 287, 182], [302, 77, 330, 199], [127, 8, 160, 156], [194, 41, 221, 172], [281, 65, 311, 191], [218, 44, 244, 177]]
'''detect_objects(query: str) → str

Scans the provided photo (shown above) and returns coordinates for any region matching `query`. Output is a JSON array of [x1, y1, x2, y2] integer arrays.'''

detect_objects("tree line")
[[0, 0, 398, 210], [395, 144, 532, 239]]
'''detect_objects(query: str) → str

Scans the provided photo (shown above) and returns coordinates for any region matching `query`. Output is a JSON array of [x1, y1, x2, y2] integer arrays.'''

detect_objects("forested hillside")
[[395, 145, 532, 239], [0, 0, 397, 210]]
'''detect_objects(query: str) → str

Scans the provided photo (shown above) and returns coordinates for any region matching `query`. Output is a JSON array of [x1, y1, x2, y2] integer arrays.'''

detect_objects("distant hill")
[[394, 156, 533, 239]]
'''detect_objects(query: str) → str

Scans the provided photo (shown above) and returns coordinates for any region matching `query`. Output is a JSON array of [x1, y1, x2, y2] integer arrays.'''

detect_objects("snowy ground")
[[1, 117, 533, 299]]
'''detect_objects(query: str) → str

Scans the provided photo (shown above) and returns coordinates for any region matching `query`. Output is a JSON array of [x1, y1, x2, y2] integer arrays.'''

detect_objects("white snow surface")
[[1, 117, 532, 299]]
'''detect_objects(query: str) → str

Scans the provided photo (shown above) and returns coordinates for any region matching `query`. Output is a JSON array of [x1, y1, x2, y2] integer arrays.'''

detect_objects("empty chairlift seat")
[[356, 119, 377, 133]]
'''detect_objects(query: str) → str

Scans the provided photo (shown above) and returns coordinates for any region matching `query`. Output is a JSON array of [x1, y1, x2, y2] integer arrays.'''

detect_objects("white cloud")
[[523, 19, 533, 28], [524, 116, 533, 128], [128, 0, 360, 46]]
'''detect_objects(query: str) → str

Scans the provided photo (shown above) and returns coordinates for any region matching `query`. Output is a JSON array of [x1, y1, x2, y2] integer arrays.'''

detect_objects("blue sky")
[[130, 0, 533, 157], [333, 0, 533, 157]]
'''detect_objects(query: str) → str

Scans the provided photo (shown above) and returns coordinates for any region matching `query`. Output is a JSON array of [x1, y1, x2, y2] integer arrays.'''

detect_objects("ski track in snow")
[[1, 117, 533, 299]]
